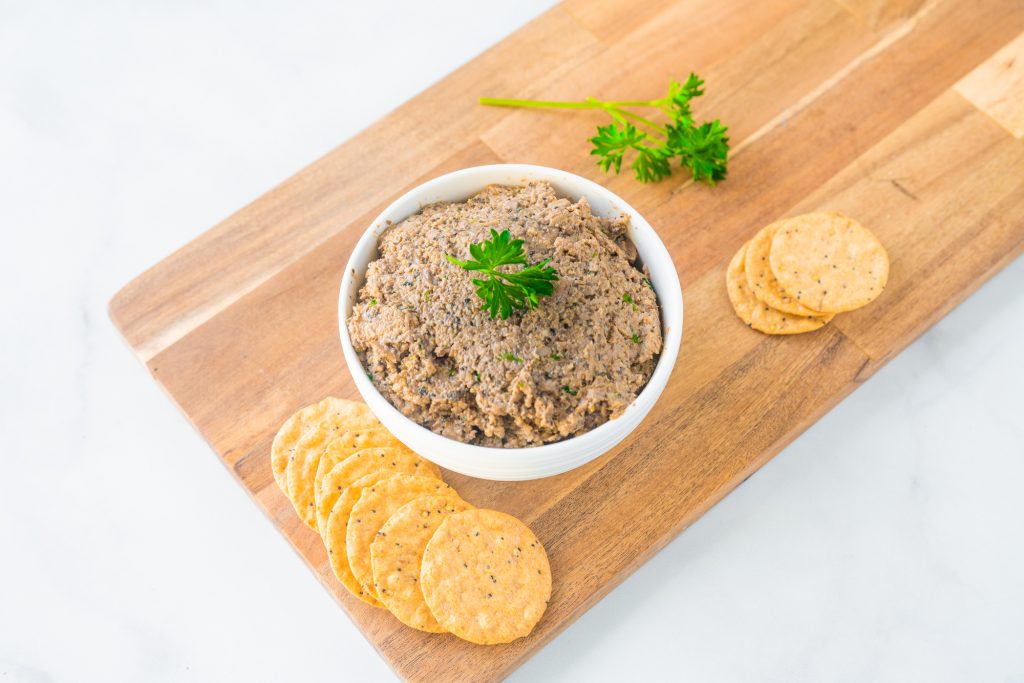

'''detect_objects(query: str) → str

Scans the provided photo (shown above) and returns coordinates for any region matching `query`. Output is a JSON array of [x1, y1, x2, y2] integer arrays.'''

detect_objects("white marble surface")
[[2, 2, 1023, 681]]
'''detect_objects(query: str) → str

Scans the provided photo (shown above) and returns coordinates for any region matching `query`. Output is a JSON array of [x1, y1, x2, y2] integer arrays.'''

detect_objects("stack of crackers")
[[272, 397, 551, 645], [727, 212, 889, 334]]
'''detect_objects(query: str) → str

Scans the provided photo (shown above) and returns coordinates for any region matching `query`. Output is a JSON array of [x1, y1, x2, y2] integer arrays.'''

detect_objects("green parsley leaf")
[[590, 122, 646, 174], [446, 229, 559, 320], [666, 118, 729, 184]]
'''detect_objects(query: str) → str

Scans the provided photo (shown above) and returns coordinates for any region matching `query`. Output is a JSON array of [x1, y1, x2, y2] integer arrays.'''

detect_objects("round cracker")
[[727, 242, 833, 335], [315, 445, 441, 541], [286, 425, 399, 530], [324, 472, 390, 607], [420, 509, 551, 645], [744, 221, 823, 316], [371, 495, 473, 633], [769, 212, 889, 313], [347, 475, 458, 601], [270, 398, 378, 492]]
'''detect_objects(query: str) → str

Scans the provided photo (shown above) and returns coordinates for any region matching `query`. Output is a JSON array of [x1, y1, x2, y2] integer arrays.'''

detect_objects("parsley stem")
[[478, 97, 606, 109], [480, 97, 664, 124], [609, 108, 666, 138], [481, 97, 668, 138], [603, 99, 665, 107], [480, 96, 669, 109]]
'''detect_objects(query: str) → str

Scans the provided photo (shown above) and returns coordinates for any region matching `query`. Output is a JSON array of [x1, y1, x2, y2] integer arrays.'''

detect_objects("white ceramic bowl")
[[339, 164, 683, 480]]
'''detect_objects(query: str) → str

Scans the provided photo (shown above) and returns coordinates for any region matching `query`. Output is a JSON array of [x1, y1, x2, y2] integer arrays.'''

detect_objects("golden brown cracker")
[[769, 212, 889, 313], [420, 509, 551, 645], [347, 475, 457, 601], [270, 398, 378, 492], [370, 495, 473, 632], [727, 242, 833, 334], [286, 425, 397, 530], [324, 472, 388, 608], [315, 445, 441, 541], [745, 222, 823, 316]]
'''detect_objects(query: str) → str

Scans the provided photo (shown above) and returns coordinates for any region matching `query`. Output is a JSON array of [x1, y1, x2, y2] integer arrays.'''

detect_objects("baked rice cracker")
[[270, 398, 378, 492], [744, 221, 823, 316], [370, 495, 473, 633], [769, 211, 889, 313], [420, 508, 551, 645], [347, 475, 458, 601], [315, 445, 441, 542], [727, 242, 833, 334], [285, 424, 399, 530], [324, 472, 390, 607]]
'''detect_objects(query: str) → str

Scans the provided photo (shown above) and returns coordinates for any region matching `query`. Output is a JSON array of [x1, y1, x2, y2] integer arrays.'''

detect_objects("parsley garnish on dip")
[[446, 229, 558, 320], [348, 182, 662, 447]]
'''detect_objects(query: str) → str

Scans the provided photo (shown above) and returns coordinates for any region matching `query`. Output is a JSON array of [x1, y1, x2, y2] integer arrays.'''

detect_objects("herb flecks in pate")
[[348, 182, 662, 447]]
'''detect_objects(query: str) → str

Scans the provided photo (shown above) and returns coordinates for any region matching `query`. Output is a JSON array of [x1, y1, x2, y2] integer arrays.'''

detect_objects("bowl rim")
[[338, 163, 683, 476]]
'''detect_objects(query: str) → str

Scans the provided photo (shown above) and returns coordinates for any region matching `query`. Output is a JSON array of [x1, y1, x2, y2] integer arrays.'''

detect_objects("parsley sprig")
[[446, 229, 559, 320], [480, 73, 728, 184]]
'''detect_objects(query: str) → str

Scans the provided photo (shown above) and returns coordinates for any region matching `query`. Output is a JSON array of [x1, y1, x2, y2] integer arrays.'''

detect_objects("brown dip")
[[348, 181, 662, 447]]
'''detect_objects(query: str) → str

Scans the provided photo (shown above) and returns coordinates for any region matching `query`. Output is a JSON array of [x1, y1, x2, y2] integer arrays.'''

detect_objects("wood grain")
[[109, 1, 1024, 681], [643, 0, 1023, 289], [956, 32, 1024, 139], [834, 0, 930, 32], [800, 90, 1024, 369]]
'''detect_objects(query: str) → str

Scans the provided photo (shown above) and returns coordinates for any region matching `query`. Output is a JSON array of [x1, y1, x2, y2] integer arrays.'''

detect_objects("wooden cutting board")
[[109, 0, 1024, 680]]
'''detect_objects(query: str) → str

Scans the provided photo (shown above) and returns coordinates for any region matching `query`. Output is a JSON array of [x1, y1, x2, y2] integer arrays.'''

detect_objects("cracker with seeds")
[[315, 446, 441, 541], [745, 221, 823, 316], [270, 398, 378, 492], [347, 475, 458, 601], [420, 508, 551, 645], [727, 242, 833, 334], [286, 425, 398, 530], [371, 495, 473, 633], [770, 212, 889, 313], [324, 472, 390, 607]]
